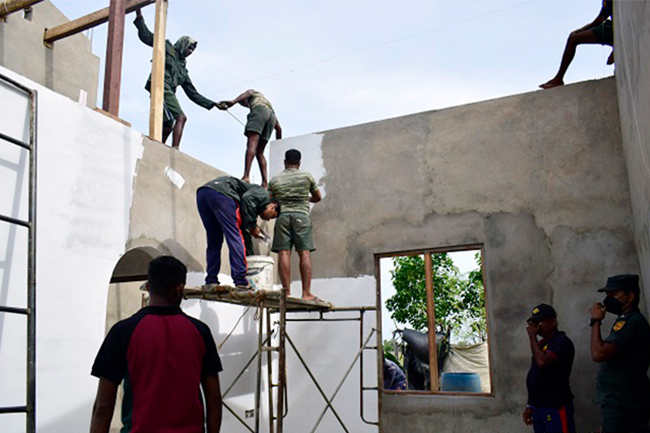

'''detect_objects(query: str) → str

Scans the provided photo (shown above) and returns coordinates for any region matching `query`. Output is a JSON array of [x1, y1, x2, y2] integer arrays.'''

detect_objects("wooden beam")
[[43, 0, 154, 45], [102, 0, 126, 116], [424, 253, 440, 392], [149, 0, 167, 141], [0, 0, 43, 19], [0, 0, 41, 18]]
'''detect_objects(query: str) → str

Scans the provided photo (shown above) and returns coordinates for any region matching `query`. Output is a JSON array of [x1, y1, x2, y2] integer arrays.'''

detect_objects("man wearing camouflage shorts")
[[218, 90, 282, 188], [269, 149, 322, 301]]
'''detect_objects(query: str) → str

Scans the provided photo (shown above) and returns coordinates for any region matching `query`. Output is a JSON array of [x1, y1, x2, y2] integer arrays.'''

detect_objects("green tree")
[[385, 252, 486, 343]]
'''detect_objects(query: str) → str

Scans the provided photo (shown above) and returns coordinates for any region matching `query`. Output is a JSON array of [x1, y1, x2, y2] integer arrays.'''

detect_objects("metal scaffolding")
[[184, 285, 379, 433]]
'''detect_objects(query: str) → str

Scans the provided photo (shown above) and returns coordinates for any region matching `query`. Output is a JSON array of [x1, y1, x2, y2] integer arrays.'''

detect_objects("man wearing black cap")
[[523, 304, 576, 433], [590, 274, 650, 433]]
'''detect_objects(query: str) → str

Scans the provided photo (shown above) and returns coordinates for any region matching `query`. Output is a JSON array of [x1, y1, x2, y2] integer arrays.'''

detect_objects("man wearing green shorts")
[[269, 149, 322, 301], [540, 0, 614, 89], [218, 90, 282, 188], [134, 9, 218, 148]]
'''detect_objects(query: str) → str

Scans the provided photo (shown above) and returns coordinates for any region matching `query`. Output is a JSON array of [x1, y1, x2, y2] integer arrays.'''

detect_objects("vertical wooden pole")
[[149, 0, 167, 141], [424, 253, 439, 391], [102, 0, 126, 115]]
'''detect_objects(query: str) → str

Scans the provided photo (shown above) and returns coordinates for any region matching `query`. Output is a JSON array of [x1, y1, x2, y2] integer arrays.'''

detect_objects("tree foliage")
[[385, 252, 486, 343]]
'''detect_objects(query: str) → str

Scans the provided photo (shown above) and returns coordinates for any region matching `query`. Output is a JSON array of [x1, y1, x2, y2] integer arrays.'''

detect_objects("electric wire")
[[208, 0, 540, 94], [124, 0, 541, 120]]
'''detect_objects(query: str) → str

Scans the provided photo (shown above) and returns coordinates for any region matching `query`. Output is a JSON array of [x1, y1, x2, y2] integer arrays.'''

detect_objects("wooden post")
[[102, 0, 126, 116], [424, 253, 439, 391], [149, 0, 167, 141], [0, 0, 43, 19]]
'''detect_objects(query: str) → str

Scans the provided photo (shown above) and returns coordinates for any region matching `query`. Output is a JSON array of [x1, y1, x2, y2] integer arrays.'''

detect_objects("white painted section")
[[164, 166, 186, 190], [0, 66, 144, 433], [271, 133, 328, 199]]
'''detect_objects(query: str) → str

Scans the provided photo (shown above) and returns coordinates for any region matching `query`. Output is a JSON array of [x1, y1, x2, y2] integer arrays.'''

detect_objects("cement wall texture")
[[272, 77, 638, 432], [0, 0, 99, 107], [615, 0, 650, 318]]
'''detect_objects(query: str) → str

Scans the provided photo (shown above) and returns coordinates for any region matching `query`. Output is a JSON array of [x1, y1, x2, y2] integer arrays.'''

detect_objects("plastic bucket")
[[440, 372, 481, 393], [246, 255, 275, 292]]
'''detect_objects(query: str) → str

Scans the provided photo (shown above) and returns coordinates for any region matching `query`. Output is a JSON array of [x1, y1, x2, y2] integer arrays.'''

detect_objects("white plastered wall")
[[0, 65, 144, 432]]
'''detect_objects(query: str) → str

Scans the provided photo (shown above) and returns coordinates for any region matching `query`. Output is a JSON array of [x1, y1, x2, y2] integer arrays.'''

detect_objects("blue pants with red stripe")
[[532, 403, 575, 433], [197, 188, 248, 286]]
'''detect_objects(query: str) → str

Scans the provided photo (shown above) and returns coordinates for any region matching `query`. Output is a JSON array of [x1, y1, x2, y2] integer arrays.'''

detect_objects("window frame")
[[376, 243, 493, 396]]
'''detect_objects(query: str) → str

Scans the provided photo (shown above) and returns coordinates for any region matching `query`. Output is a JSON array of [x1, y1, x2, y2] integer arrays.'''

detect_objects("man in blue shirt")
[[523, 303, 576, 433]]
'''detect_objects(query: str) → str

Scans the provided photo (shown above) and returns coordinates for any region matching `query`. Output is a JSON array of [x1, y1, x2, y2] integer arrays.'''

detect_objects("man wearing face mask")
[[590, 274, 650, 433]]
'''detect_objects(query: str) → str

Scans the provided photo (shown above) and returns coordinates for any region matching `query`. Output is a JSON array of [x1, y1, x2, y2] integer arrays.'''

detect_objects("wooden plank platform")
[[184, 285, 335, 312]]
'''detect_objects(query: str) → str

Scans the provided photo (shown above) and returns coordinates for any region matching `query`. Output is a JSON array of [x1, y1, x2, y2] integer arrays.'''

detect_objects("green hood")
[[174, 36, 197, 62]]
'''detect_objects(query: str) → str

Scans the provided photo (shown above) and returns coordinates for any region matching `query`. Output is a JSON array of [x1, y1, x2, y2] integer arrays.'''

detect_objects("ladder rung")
[[0, 306, 29, 315], [363, 346, 377, 350], [362, 386, 378, 391], [0, 213, 30, 228], [262, 346, 279, 352], [0, 131, 31, 151], [0, 405, 27, 414]]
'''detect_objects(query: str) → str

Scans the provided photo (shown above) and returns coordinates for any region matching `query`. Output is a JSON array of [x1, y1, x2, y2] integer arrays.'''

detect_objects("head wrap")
[[174, 36, 197, 62]]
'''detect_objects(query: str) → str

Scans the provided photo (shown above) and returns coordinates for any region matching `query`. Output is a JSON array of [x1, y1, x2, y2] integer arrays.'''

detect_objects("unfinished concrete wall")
[[270, 77, 637, 432], [615, 0, 650, 317], [0, 0, 99, 107]]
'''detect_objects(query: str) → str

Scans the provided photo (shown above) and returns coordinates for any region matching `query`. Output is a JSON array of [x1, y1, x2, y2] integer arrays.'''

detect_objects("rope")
[[225, 108, 246, 127], [217, 290, 265, 350]]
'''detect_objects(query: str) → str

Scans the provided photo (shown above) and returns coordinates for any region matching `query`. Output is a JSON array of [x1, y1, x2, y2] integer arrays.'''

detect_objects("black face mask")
[[603, 295, 626, 316]]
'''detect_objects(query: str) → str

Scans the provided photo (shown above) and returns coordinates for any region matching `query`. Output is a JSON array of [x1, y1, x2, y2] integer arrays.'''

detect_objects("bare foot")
[[261, 182, 268, 189], [539, 78, 564, 89], [607, 51, 614, 65], [302, 294, 323, 302], [241, 176, 251, 183]]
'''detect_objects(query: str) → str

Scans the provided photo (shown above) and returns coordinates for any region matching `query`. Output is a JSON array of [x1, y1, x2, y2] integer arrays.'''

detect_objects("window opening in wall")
[[23, 7, 33, 21], [379, 246, 491, 395]]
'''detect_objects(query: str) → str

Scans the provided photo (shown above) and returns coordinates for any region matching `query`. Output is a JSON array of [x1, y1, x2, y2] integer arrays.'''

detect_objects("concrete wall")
[[0, 0, 99, 107], [270, 77, 638, 432], [615, 0, 650, 317], [0, 63, 367, 433]]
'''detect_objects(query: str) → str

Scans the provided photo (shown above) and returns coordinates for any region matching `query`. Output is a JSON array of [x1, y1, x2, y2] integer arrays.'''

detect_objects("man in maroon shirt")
[[89, 256, 222, 433]]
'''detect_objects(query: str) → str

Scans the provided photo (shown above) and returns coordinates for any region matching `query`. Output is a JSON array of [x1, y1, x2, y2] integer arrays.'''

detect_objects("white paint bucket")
[[246, 255, 275, 292]]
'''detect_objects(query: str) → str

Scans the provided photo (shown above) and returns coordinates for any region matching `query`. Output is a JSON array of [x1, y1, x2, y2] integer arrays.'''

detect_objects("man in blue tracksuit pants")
[[197, 176, 280, 287]]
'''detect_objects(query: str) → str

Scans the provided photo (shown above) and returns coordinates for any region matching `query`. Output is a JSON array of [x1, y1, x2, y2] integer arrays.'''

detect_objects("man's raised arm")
[[133, 9, 154, 47]]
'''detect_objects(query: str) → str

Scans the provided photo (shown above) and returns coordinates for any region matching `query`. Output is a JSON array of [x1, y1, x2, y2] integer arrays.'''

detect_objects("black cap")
[[527, 304, 556, 322], [598, 274, 640, 295]]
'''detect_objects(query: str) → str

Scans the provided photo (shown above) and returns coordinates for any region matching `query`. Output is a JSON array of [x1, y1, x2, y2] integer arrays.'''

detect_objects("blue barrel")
[[440, 372, 481, 392]]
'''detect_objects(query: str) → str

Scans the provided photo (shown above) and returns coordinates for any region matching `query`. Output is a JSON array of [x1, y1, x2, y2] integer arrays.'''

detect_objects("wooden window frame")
[[377, 243, 493, 397]]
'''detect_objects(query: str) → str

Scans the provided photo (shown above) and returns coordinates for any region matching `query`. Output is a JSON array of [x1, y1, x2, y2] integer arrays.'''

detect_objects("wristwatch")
[[589, 318, 602, 327]]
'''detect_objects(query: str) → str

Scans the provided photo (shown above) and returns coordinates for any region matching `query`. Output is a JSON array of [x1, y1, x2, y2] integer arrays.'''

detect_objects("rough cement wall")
[[615, 0, 650, 317], [0, 0, 99, 107], [272, 77, 637, 432], [126, 138, 229, 273]]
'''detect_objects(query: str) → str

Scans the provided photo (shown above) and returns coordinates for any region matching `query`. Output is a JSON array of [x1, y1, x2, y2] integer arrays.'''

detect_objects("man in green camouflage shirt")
[[269, 149, 322, 301], [134, 9, 218, 149]]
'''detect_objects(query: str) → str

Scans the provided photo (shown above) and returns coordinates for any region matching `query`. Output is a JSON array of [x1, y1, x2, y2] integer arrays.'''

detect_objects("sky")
[[52, 0, 615, 179]]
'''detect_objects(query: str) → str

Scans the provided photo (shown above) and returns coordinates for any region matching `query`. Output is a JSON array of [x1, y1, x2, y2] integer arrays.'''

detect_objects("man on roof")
[[134, 9, 218, 149], [218, 90, 282, 188], [540, 0, 614, 90]]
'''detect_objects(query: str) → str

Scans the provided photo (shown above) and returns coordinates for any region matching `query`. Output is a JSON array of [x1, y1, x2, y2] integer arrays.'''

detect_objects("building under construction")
[[0, 1, 649, 432]]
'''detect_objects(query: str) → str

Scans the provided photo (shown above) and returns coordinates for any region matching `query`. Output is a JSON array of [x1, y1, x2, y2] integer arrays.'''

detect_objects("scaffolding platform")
[[184, 285, 334, 312]]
